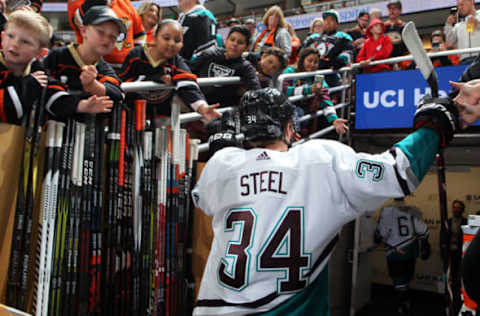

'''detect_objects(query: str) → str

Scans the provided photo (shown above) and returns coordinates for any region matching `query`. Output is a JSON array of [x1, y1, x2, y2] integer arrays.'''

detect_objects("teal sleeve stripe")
[[285, 86, 294, 97], [304, 85, 312, 96], [393, 128, 440, 181], [327, 113, 339, 123]]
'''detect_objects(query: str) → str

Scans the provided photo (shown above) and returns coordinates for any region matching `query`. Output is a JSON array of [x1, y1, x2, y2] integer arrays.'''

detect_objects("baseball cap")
[[322, 10, 339, 23], [83, 6, 127, 36], [387, 0, 402, 9], [244, 18, 255, 25], [227, 18, 240, 26]]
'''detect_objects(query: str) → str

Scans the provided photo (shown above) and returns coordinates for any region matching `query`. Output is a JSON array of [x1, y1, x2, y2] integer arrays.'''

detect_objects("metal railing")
[[119, 46, 480, 154]]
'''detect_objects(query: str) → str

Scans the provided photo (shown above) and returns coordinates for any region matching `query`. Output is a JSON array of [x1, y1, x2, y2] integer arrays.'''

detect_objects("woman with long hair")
[[251, 5, 292, 56]]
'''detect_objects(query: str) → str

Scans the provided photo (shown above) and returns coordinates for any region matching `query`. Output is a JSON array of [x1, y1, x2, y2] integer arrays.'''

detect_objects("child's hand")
[[312, 82, 323, 95], [198, 103, 222, 122], [77, 95, 113, 114], [31, 71, 48, 87], [159, 74, 172, 85], [359, 60, 370, 68], [80, 65, 98, 88], [333, 118, 349, 134]]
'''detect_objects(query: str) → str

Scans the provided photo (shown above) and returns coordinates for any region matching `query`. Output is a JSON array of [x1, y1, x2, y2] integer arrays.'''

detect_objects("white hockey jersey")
[[376, 201, 429, 256], [192, 128, 439, 315]]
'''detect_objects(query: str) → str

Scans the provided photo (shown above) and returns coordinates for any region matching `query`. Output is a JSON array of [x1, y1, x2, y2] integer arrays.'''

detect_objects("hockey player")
[[375, 197, 430, 315], [192, 87, 458, 315]]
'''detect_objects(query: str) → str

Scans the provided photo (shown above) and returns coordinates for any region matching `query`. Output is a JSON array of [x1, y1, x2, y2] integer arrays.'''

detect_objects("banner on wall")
[[354, 65, 480, 130]]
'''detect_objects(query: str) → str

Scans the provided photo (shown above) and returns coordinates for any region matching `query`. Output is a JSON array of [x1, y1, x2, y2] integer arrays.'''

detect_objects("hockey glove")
[[206, 110, 241, 158], [413, 95, 458, 148]]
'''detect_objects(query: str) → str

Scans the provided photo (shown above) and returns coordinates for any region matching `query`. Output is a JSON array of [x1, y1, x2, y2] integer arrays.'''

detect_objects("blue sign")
[[354, 65, 480, 129]]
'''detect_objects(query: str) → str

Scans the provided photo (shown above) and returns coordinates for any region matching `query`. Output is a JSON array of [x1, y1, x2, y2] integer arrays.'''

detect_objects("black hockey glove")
[[206, 110, 241, 158], [419, 238, 431, 261], [413, 95, 458, 148]]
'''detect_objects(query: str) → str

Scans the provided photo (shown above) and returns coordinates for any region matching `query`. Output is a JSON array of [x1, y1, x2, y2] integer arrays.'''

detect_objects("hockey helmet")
[[239, 88, 295, 142]]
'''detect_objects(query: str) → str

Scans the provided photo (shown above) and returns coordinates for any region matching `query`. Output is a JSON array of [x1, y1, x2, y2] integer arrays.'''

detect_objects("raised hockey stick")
[[402, 21, 453, 315]]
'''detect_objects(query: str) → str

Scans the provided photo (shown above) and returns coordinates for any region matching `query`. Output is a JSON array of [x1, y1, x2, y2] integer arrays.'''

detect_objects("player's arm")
[[331, 96, 457, 214]]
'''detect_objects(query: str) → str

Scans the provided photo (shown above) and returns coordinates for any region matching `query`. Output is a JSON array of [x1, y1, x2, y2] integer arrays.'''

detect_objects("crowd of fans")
[[0, 0, 479, 136]]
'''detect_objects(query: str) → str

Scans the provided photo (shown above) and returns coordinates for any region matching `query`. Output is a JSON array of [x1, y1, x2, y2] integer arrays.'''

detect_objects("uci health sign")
[[354, 65, 480, 129]]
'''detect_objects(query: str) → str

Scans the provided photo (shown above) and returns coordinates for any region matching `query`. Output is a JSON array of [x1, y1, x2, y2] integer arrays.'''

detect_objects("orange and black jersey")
[[43, 43, 124, 103], [0, 54, 77, 125], [118, 44, 205, 116], [68, 0, 145, 66]]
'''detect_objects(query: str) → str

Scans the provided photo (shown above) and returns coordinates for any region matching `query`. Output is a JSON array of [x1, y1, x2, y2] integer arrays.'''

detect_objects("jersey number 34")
[[217, 207, 311, 294]]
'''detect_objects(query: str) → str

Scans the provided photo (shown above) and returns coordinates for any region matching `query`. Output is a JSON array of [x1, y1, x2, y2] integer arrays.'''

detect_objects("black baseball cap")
[[83, 6, 127, 35]]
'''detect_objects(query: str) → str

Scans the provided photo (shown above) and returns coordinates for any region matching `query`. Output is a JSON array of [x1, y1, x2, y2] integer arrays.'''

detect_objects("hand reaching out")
[[77, 95, 113, 114], [198, 103, 222, 122], [450, 80, 480, 128], [333, 118, 349, 134], [159, 74, 172, 85]]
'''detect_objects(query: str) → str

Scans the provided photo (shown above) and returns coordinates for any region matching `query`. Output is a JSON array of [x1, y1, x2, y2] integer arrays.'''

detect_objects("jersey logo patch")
[[355, 159, 384, 182], [256, 151, 270, 161], [208, 63, 235, 78]]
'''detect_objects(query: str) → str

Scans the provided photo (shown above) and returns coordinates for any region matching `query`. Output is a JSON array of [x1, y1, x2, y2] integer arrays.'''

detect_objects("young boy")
[[0, 10, 103, 125], [245, 46, 288, 88], [190, 25, 261, 108], [44, 6, 124, 113]]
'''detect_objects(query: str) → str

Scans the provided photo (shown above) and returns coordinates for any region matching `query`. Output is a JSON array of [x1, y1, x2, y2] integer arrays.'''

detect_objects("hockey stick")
[[402, 21, 453, 315]]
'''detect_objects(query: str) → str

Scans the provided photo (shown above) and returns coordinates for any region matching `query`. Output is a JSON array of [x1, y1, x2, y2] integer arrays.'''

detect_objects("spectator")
[[178, 0, 218, 61], [0, 10, 99, 124], [299, 17, 323, 52], [282, 47, 348, 135], [251, 5, 292, 57], [190, 25, 261, 108], [137, 2, 161, 44], [226, 18, 240, 28], [44, 6, 124, 116], [450, 79, 480, 127], [118, 19, 220, 121], [309, 17, 324, 35], [374, 198, 430, 315], [356, 18, 393, 73], [370, 7, 382, 20], [444, 0, 480, 65], [244, 18, 257, 39], [245, 47, 288, 88], [68, 0, 146, 70], [302, 10, 353, 88], [429, 30, 458, 67], [346, 11, 370, 55], [285, 22, 301, 65], [384, 0, 407, 59], [447, 200, 468, 315]]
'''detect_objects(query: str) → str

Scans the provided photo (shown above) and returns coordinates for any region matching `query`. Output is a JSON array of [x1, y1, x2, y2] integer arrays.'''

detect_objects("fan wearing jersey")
[[44, 6, 124, 116], [192, 88, 458, 315], [68, 0, 146, 69], [190, 25, 261, 108], [118, 19, 221, 121], [375, 197, 430, 315]]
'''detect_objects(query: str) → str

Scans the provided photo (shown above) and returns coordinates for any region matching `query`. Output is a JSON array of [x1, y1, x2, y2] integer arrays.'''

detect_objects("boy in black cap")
[[0, 9, 107, 124], [44, 5, 124, 110]]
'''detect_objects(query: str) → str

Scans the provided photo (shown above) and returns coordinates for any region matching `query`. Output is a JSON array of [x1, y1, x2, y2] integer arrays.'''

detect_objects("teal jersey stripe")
[[255, 265, 330, 316], [393, 127, 440, 181]]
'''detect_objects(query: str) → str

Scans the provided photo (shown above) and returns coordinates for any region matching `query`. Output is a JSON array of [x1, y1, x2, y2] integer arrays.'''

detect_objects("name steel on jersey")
[[240, 170, 287, 196]]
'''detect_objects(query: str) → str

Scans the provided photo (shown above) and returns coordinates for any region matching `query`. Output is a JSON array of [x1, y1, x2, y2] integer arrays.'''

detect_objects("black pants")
[[451, 250, 463, 315]]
